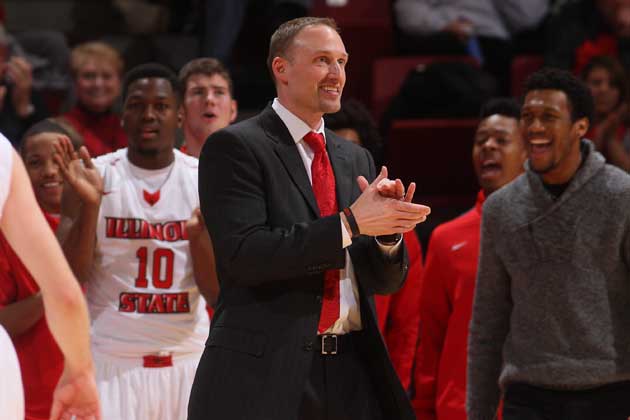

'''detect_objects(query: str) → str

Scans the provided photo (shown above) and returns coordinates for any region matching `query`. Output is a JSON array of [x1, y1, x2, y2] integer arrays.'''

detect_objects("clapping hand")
[[350, 167, 430, 236], [53, 136, 103, 208]]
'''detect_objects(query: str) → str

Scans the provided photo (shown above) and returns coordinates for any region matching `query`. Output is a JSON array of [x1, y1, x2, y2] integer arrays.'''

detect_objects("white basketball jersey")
[[88, 148, 209, 358], [0, 134, 13, 218]]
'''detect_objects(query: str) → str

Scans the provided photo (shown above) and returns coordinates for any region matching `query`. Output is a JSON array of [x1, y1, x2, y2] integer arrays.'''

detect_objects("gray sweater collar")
[[524, 139, 606, 208]]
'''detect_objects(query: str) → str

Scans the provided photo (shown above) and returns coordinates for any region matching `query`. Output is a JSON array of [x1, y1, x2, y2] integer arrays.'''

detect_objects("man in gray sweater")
[[467, 68, 630, 419]]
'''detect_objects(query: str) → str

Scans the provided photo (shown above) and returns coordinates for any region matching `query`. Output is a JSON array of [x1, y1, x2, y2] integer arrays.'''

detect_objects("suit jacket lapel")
[[326, 132, 353, 210], [260, 107, 320, 216]]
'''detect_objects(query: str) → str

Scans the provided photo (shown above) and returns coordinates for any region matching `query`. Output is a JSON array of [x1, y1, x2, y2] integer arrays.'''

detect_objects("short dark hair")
[[21, 118, 83, 153], [479, 97, 521, 120], [523, 68, 594, 123], [324, 98, 384, 167], [179, 57, 234, 97], [267, 16, 339, 82], [122, 63, 182, 103]]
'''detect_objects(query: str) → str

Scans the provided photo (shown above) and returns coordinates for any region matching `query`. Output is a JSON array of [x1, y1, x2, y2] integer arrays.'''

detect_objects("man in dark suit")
[[189, 17, 430, 420]]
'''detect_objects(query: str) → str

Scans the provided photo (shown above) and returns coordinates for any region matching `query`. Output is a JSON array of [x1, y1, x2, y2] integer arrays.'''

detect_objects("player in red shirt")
[[412, 98, 526, 419], [0, 119, 82, 420]]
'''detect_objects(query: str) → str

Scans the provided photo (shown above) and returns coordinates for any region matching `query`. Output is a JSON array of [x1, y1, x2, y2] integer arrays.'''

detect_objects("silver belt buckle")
[[321, 334, 338, 355]]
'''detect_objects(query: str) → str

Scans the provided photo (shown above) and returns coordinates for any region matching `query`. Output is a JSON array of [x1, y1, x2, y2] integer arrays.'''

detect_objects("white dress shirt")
[[272, 99, 400, 334]]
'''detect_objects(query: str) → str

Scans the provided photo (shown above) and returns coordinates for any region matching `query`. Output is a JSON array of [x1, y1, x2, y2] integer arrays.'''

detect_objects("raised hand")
[[53, 136, 103, 207], [50, 365, 101, 420], [350, 166, 430, 236], [357, 166, 417, 202]]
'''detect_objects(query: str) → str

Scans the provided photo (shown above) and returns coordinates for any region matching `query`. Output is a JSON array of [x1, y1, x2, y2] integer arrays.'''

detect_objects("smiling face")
[[122, 77, 178, 167], [273, 24, 348, 128], [22, 132, 64, 214], [75, 58, 121, 113], [181, 73, 237, 152], [472, 114, 526, 195], [520, 89, 589, 184]]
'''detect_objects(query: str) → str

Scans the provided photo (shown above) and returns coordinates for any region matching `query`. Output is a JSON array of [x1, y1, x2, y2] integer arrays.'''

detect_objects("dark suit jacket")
[[190, 106, 415, 420]]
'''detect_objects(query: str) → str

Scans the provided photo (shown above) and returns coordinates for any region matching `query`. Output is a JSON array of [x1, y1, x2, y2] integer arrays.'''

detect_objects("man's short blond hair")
[[266, 16, 339, 82]]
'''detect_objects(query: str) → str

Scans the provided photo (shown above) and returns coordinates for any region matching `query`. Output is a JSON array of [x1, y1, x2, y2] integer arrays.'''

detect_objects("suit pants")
[[503, 382, 630, 420], [298, 331, 383, 420]]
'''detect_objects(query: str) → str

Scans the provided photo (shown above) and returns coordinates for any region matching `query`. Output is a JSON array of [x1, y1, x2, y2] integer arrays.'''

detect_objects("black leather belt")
[[314, 332, 361, 355]]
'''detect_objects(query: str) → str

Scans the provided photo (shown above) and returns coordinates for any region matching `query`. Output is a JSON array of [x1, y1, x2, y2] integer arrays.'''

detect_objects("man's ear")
[[230, 100, 238, 123], [574, 117, 589, 139], [177, 105, 184, 128], [272, 56, 288, 83]]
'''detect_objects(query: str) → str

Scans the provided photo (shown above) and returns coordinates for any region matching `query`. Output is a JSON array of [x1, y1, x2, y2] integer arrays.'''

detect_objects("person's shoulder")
[[174, 148, 199, 170], [484, 174, 527, 209], [207, 112, 268, 147], [601, 163, 630, 192], [429, 208, 478, 248], [326, 129, 373, 164], [436, 207, 479, 234], [480, 175, 530, 228], [93, 148, 126, 171]]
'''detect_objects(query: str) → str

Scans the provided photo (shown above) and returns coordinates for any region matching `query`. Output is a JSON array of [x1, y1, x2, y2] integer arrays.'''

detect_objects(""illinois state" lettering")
[[119, 292, 191, 313], [105, 217, 188, 242]]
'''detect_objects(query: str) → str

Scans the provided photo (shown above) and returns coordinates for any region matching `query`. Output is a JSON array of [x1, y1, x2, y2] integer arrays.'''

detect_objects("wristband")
[[376, 233, 402, 246], [342, 207, 361, 238]]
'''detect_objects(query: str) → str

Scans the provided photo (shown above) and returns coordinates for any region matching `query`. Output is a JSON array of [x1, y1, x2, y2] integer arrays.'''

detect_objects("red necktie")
[[303, 131, 340, 333]]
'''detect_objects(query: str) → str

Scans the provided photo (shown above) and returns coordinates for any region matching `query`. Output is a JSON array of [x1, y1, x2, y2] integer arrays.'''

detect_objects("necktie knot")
[[303, 131, 326, 155]]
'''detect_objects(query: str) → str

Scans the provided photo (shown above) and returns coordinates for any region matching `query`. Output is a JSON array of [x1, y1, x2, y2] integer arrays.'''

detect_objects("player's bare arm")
[[186, 208, 220, 307], [54, 136, 103, 283], [1, 149, 101, 420]]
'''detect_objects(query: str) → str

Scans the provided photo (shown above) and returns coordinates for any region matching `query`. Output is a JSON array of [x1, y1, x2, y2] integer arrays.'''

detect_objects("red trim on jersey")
[[143, 189, 161, 206], [143, 354, 173, 368]]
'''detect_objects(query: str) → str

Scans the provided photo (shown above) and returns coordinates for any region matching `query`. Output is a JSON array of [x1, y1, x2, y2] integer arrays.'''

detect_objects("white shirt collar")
[[272, 98, 326, 145]]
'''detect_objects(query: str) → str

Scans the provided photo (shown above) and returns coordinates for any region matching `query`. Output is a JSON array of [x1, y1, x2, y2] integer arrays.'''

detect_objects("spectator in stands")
[[468, 67, 630, 420], [178, 57, 237, 158], [394, 0, 548, 94], [0, 119, 83, 420], [412, 98, 526, 420], [546, 0, 630, 73], [582, 55, 628, 149], [324, 98, 423, 391], [0, 0, 71, 92], [0, 28, 47, 148], [61, 41, 127, 157], [580, 54, 630, 170]]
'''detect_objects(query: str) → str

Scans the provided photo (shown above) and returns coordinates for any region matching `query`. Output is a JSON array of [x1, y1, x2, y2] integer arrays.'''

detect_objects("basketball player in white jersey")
[[0, 133, 100, 419], [55, 63, 217, 420]]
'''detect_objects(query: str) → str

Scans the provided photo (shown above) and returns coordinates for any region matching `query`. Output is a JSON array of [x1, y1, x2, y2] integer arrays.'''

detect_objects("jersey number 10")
[[135, 246, 175, 289]]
